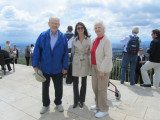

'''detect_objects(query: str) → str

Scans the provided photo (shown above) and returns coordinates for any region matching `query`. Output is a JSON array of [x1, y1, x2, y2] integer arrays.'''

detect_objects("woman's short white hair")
[[94, 20, 106, 32]]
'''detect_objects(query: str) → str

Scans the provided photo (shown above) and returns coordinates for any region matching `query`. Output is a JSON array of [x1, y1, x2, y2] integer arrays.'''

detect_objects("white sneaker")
[[40, 106, 49, 114], [56, 104, 64, 112], [90, 105, 98, 110], [95, 111, 108, 118]]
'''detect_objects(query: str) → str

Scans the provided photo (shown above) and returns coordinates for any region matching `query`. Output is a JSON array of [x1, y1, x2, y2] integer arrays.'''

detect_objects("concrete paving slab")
[[0, 101, 27, 120], [125, 115, 144, 120], [136, 96, 160, 111], [0, 64, 160, 120], [144, 107, 160, 120], [116, 103, 147, 118]]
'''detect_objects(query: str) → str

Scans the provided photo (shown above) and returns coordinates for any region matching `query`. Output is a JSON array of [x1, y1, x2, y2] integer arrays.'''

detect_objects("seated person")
[[0, 49, 12, 71], [135, 47, 145, 84]]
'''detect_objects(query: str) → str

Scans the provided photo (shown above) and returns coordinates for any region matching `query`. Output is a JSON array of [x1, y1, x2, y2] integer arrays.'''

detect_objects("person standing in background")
[[65, 26, 74, 84], [25, 45, 30, 66], [120, 27, 140, 85], [65, 26, 74, 53], [30, 44, 34, 65], [4, 41, 12, 57], [13, 44, 20, 64]]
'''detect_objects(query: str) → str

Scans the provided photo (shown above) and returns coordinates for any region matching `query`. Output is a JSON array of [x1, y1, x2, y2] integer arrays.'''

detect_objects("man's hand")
[[62, 69, 67, 74], [99, 71, 104, 80], [34, 67, 38, 73], [140, 61, 145, 64]]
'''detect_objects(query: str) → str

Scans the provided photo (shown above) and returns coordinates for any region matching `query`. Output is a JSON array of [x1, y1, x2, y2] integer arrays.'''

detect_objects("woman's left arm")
[[99, 38, 113, 73]]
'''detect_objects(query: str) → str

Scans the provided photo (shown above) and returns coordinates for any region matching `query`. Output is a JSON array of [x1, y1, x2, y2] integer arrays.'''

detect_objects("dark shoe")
[[8, 68, 12, 71], [140, 84, 151, 87], [130, 83, 135, 85], [120, 81, 124, 84], [79, 102, 83, 108], [2, 67, 6, 71], [73, 103, 78, 108]]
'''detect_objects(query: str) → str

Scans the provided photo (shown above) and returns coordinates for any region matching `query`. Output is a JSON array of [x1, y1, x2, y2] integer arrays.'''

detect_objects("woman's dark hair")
[[74, 22, 90, 40], [152, 29, 160, 38]]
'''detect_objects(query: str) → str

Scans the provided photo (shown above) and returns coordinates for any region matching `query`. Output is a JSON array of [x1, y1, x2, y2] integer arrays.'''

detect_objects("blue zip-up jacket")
[[33, 29, 69, 74]]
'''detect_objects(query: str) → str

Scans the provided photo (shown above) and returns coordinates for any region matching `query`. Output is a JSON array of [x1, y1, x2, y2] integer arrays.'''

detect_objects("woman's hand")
[[99, 71, 104, 80]]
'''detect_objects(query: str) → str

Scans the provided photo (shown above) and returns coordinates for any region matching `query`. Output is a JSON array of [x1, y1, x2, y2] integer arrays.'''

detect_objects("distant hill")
[[0, 41, 151, 59], [141, 41, 151, 46]]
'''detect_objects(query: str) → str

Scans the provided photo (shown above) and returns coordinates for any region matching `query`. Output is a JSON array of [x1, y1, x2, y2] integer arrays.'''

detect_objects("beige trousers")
[[92, 65, 109, 112], [141, 61, 160, 88]]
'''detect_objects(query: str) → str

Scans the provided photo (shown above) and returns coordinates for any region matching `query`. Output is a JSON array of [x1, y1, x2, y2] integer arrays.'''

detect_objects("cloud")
[[0, 0, 160, 44]]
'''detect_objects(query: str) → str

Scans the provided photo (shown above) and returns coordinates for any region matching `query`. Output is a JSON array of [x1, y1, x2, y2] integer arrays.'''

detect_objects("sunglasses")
[[77, 27, 84, 30]]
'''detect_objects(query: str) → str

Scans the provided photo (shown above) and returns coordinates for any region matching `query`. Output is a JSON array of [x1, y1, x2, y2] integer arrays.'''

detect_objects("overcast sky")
[[0, 0, 160, 44]]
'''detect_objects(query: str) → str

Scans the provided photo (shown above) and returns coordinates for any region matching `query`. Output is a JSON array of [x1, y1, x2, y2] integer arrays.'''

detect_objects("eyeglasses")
[[50, 22, 59, 26], [77, 27, 84, 30]]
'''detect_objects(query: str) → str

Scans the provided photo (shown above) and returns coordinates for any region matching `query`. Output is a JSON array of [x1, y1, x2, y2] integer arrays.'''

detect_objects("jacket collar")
[[46, 29, 63, 53], [93, 35, 107, 43]]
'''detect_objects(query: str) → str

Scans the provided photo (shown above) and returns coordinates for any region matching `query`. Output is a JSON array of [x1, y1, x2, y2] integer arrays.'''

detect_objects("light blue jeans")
[[120, 53, 137, 84]]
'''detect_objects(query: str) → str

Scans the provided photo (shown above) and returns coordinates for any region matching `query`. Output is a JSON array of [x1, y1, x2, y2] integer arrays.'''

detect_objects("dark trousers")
[[6, 63, 11, 70], [15, 59, 17, 64], [42, 73, 63, 107], [73, 76, 87, 104], [135, 71, 143, 84], [25, 57, 30, 66], [2, 63, 11, 71]]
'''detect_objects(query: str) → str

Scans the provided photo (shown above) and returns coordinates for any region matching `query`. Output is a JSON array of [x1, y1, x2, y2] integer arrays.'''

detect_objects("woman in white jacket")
[[72, 22, 91, 108], [90, 21, 112, 118]]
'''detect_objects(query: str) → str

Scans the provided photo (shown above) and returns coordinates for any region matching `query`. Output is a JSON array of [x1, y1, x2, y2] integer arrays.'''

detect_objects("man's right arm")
[[32, 34, 43, 72], [120, 36, 129, 43]]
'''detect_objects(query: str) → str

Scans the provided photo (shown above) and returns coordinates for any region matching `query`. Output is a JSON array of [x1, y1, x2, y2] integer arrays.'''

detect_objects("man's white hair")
[[94, 20, 106, 32], [132, 27, 139, 34], [49, 17, 60, 23]]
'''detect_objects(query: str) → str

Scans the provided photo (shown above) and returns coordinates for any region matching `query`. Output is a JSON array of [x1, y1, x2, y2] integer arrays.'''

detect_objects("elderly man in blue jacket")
[[33, 17, 68, 114]]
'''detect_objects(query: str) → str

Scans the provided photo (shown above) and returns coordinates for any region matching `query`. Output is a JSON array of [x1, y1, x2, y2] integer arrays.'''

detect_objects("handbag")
[[35, 70, 46, 82]]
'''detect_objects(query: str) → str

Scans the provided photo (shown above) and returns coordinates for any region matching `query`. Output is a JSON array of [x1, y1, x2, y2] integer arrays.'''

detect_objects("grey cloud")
[[1, 6, 16, 19], [7, 22, 28, 29], [107, 1, 160, 27]]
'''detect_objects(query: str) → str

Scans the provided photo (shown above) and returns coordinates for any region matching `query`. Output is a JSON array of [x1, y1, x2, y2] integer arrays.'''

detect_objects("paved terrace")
[[0, 64, 160, 120]]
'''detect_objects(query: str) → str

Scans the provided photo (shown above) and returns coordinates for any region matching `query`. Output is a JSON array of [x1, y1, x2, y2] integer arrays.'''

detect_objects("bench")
[[0, 53, 15, 75]]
